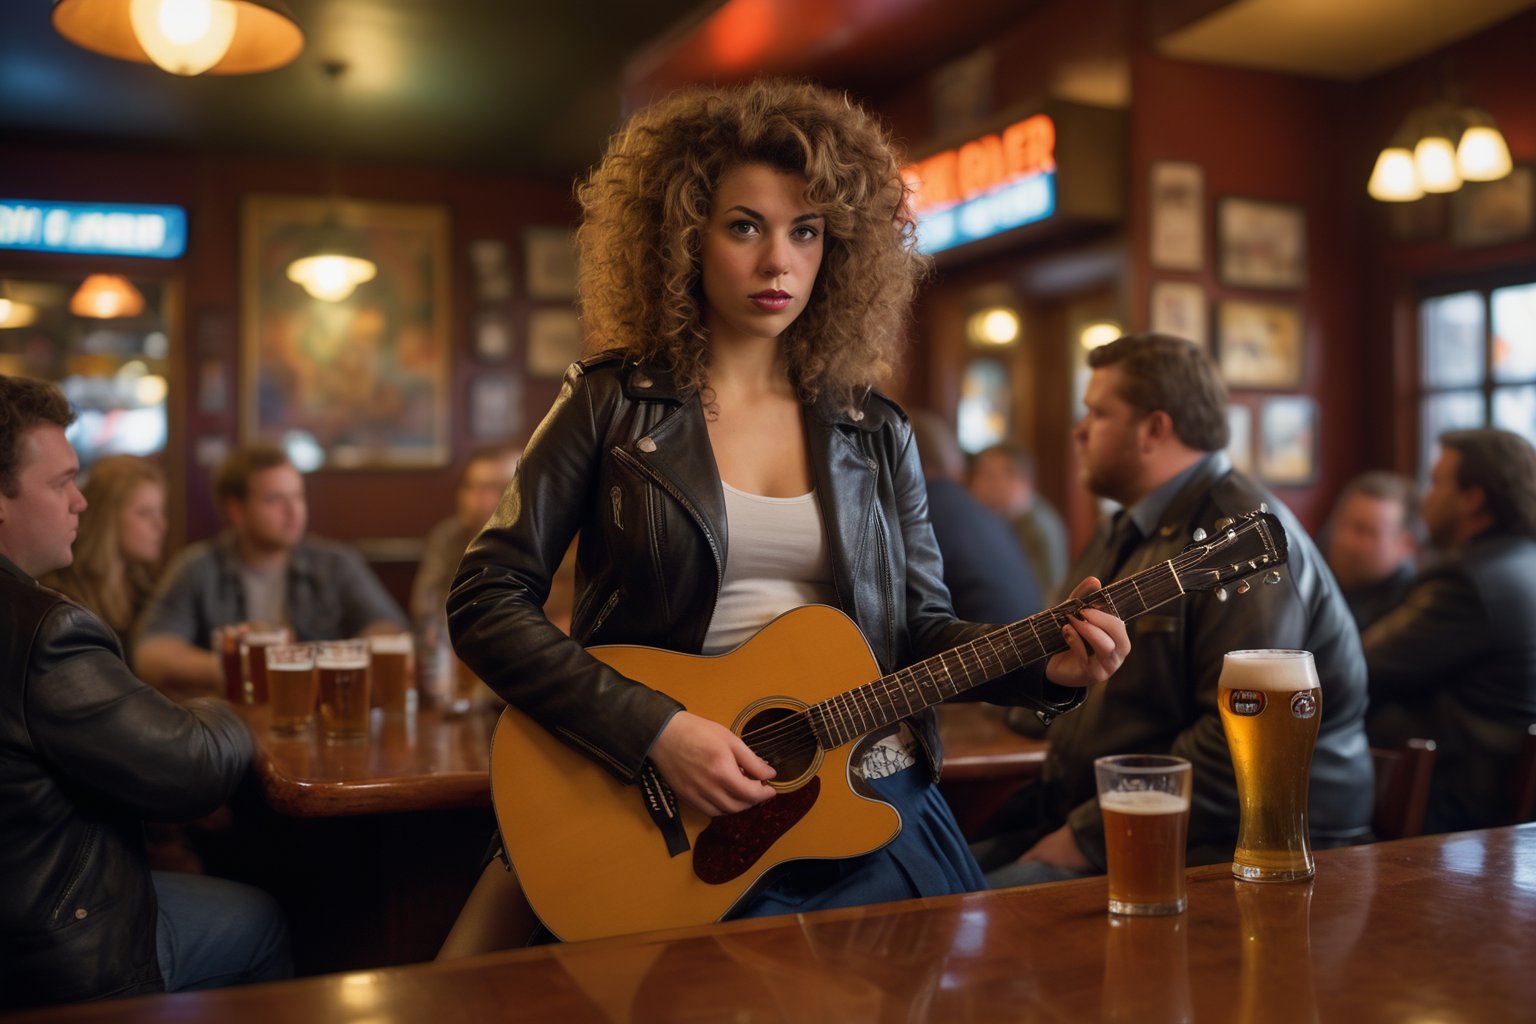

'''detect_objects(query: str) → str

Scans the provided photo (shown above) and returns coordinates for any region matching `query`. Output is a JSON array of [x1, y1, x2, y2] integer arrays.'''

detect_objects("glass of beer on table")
[[239, 627, 292, 704], [215, 624, 247, 703], [317, 639, 372, 741], [368, 633, 416, 715], [1095, 754, 1193, 915], [265, 643, 318, 734], [1218, 649, 1321, 882]]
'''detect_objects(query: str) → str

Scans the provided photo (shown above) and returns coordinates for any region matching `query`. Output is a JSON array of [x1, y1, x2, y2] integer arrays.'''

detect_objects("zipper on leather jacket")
[[611, 447, 725, 626], [50, 823, 99, 924], [589, 589, 620, 636], [610, 486, 623, 530]]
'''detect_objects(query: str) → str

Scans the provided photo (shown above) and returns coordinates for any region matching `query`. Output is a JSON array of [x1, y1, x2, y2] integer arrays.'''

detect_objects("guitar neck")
[[809, 560, 1187, 749]]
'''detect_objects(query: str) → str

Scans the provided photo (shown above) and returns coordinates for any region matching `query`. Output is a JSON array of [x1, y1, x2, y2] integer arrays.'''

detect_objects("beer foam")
[[1100, 790, 1189, 814], [316, 656, 369, 670], [1220, 650, 1319, 693], [369, 634, 412, 654], [267, 662, 314, 672]]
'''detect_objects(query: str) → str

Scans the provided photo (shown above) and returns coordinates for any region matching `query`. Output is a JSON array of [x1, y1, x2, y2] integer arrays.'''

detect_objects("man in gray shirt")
[[134, 444, 406, 696]]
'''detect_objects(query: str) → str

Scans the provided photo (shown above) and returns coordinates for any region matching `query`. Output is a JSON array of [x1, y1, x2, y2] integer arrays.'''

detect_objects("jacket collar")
[[0, 551, 34, 585], [615, 354, 898, 435]]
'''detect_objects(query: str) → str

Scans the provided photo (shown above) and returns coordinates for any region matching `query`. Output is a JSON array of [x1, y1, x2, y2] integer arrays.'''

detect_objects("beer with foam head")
[[265, 642, 318, 734], [1219, 650, 1321, 882], [368, 633, 415, 714], [1095, 755, 1193, 915], [317, 640, 371, 740]]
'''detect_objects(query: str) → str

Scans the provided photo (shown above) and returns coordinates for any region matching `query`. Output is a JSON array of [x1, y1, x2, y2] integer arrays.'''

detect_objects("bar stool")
[[1370, 738, 1437, 841]]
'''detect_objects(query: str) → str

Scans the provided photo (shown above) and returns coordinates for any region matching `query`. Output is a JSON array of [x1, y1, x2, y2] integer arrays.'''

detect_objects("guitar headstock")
[[1172, 508, 1289, 596]]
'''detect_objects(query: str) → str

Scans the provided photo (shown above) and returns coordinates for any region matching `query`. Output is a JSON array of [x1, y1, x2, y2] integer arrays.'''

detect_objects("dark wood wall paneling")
[[1, 142, 574, 607]]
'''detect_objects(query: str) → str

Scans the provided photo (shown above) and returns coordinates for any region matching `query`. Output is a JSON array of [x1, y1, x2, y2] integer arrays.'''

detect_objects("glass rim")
[[1222, 649, 1314, 660], [265, 641, 317, 663], [1094, 753, 1191, 773]]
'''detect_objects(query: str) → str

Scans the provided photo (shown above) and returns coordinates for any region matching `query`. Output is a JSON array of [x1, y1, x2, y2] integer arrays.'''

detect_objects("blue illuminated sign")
[[915, 172, 1056, 255], [0, 199, 187, 259]]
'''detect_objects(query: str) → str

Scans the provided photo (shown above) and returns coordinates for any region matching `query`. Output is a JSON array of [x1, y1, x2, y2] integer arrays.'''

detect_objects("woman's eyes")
[[724, 220, 821, 241]]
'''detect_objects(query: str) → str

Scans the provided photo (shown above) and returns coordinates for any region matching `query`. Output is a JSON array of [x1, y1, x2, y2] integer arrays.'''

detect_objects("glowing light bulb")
[[129, 0, 238, 76], [1413, 135, 1462, 194], [286, 253, 377, 302], [1456, 126, 1513, 182], [1367, 147, 1424, 202]]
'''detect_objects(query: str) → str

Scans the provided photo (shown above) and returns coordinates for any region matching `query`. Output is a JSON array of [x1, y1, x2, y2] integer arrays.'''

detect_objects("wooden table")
[[935, 703, 1047, 836], [233, 703, 499, 816], [17, 825, 1535, 1022], [207, 705, 506, 975]]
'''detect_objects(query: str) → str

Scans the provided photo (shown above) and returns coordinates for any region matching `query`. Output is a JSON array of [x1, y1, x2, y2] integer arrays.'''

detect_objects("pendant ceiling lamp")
[[52, 0, 303, 76], [70, 274, 146, 318], [285, 61, 378, 303]]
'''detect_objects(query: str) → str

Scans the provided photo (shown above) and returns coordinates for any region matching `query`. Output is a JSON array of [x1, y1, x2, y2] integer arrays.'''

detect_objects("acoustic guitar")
[[490, 508, 1288, 940]]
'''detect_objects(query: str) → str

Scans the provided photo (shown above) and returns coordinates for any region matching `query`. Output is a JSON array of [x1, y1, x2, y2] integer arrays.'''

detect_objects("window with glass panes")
[[1418, 279, 1536, 477]]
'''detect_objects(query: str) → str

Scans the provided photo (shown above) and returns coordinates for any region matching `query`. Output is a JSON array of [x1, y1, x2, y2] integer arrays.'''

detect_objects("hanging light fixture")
[[52, 0, 303, 76], [1456, 107, 1514, 182], [285, 61, 378, 303], [70, 274, 146, 318]]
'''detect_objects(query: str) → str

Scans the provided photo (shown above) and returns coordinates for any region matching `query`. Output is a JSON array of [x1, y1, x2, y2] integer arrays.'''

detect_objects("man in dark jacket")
[[976, 334, 1373, 885], [1364, 428, 1536, 832], [0, 376, 290, 1010]]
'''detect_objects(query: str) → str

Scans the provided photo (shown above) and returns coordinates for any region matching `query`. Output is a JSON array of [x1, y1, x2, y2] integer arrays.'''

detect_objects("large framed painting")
[[241, 195, 451, 468]]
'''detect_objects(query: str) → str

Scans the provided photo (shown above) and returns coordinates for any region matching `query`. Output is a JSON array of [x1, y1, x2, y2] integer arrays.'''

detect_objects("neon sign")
[[903, 114, 1057, 254], [0, 199, 187, 259]]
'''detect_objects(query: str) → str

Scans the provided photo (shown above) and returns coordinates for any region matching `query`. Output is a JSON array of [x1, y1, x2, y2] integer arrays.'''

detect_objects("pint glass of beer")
[[239, 627, 292, 705], [1094, 754, 1193, 915], [265, 642, 318, 734], [317, 639, 372, 741], [1218, 649, 1322, 882], [368, 633, 416, 715]]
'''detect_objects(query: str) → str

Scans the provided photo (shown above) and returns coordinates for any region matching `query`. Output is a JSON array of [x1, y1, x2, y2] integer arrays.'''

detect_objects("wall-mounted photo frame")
[[1149, 161, 1204, 271], [1149, 279, 1208, 349], [473, 308, 513, 362], [468, 239, 513, 302], [1217, 196, 1306, 290], [469, 372, 523, 440], [526, 308, 583, 378], [523, 227, 578, 300], [241, 195, 451, 469], [1216, 299, 1304, 390], [1226, 403, 1254, 476], [1258, 395, 1317, 487], [1451, 166, 1535, 248]]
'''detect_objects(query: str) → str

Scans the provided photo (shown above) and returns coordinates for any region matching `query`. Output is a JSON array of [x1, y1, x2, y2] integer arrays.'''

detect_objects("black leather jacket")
[[0, 555, 252, 1010], [449, 354, 1083, 785], [1046, 457, 1374, 866]]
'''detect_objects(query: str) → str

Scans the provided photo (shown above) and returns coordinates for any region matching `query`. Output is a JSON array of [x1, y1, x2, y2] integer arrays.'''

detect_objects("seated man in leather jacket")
[[975, 334, 1374, 885], [0, 376, 291, 1010]]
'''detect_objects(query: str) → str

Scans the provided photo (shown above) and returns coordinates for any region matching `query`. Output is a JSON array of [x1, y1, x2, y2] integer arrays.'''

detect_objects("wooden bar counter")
[[18, 825, 1534, 1022]]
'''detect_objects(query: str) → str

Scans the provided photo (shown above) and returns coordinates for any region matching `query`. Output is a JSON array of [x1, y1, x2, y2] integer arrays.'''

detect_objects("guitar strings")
[[740, 533, 1265, 762]]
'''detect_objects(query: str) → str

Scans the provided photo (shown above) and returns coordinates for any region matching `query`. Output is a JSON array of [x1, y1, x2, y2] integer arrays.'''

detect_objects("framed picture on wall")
[[1149, 280, 1208, 349], [1451, 166, 1535, 248], [1258, 395, 1317, 487], [1149, 161, 1204, 271], [524, 227, 578, 300], [1226, 403, 1254, 476], [469, 372, 523, 440], [241, 195, 451, 469], [526, 307, 583, 378], [1216, 299, 1304, 390], [1217, 196, 1307, 290], [468, 239, 513, 302]]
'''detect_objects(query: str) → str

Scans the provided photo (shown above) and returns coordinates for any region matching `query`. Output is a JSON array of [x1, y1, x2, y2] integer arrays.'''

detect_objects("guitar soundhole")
[[741, 706, 819, 786]]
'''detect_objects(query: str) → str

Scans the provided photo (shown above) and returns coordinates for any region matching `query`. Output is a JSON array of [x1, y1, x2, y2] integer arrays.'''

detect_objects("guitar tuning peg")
[[1263, 570, 1283, 585], [1191, 527, 1207, 542], [1236, 579, 1252, 595], [1258, 502, 1269, 514], [1214, 587, 1229, 602], [1214, 517, 1234, 531]]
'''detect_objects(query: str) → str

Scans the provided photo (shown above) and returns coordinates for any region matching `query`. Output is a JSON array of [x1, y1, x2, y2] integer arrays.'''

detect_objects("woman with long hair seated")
[[43, 454, 168, 656]]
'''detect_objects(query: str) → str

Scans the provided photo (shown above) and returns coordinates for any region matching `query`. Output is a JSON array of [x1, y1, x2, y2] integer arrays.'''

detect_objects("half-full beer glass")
[[1095, 754, 1193, 915], [1219, 650, 1321, 882]]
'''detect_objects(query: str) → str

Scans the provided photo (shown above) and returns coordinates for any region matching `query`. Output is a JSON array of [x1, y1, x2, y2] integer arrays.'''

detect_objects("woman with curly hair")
[[443, 79, 1127, 949], [43, 454, 167, 655]]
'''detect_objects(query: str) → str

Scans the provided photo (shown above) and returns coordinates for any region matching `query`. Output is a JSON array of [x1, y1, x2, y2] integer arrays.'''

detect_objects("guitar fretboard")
[[807, 560, 1189, 749]]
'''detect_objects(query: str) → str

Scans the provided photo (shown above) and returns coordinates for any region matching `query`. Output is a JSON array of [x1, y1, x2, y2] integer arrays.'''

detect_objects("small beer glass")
[[368, 633, 416, 715], [1095, 754, 1193, 916], [1218, 650, 1321, 882], [265, 643, 318, 735], [239, 627, 292, 705], [317, 639, 372, 741]]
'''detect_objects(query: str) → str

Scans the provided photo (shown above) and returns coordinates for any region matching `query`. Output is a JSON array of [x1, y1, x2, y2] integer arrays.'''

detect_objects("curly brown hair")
[[575, 79, 928, 406]]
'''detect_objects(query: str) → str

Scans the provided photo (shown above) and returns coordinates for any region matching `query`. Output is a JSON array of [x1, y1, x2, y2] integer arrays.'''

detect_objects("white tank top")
[[701, 483, 835, 655]]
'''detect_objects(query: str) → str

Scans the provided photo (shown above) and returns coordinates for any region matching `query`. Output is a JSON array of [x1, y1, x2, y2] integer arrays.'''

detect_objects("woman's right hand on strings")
[[649, 711, 777, 817]]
